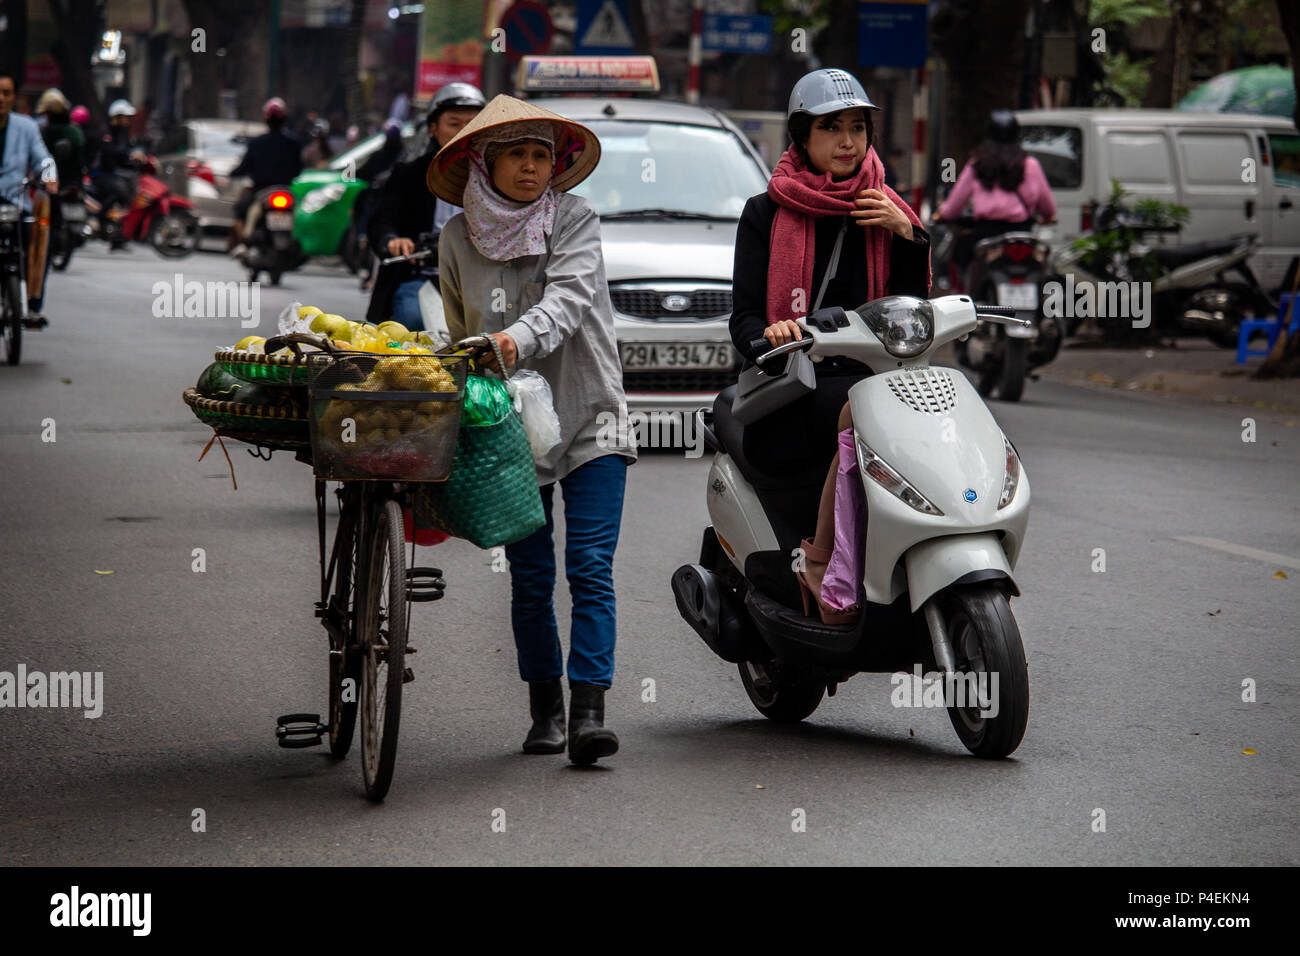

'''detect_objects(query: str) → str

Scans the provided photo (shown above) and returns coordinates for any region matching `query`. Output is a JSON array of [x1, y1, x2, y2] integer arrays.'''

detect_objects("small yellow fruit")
[[299, 305, 323, 321], [235, 335, 265, 351], [378, 321, 409, 339]]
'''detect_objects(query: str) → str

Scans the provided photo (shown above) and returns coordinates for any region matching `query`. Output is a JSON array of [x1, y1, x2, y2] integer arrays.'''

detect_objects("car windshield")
[[569, 121, 767, 219], [195, 126, 256, 160], [328, 124, 421, 171]]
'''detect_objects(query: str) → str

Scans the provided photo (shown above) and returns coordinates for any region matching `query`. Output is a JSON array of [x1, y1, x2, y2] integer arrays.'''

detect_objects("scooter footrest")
[[276, 713, 327, 748], [405, 566, 446, 602]]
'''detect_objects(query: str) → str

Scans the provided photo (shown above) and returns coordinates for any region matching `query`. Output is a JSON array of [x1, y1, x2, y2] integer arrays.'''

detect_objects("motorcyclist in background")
[[92, 99, 144, 247], [934, 110, 1056, 271], [0, 71, 58, 324], [228, 97, 303, 256], [364, 81, 485, 329]]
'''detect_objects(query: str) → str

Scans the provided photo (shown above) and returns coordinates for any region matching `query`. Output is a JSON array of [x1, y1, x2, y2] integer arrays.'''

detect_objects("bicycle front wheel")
[[357, 497, 408, 801]]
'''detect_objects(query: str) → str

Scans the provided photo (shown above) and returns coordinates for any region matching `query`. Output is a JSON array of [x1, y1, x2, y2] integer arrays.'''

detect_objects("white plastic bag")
[[506, 370, 562, 463], [276, 300, 315, 336]]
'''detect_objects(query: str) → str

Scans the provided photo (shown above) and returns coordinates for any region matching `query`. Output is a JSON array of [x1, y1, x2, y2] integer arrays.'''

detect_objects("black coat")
[[365, 148, 439, 324], [229, 129, 302, 190]]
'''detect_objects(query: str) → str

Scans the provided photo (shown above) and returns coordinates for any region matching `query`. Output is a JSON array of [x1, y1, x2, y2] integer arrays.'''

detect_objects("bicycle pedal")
[[275, 713, 327, 749], [403, 667, 415, 684], [405, 566, 446, 602]]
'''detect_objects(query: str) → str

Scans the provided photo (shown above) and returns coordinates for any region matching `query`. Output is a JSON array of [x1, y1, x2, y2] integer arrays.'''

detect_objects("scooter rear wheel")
[[940, 586, 1029, 758], [738, 659, 824, 723]]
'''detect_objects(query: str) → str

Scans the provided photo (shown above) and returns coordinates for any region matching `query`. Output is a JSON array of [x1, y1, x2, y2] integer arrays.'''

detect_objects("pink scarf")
[[765, 144, 926, 325]]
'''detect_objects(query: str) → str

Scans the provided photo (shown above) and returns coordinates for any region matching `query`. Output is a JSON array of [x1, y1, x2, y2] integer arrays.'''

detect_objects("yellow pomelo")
[[235, 335, 265, 350]]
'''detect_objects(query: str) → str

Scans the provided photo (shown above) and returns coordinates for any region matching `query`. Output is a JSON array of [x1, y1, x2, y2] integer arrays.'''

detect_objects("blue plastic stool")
[[1237, 293, 1298, 363]]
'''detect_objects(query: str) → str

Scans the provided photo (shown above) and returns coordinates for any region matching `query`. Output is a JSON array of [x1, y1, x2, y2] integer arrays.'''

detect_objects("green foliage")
[[1098, 50, 1153, 105], [1072, 180, 1190, 280], [1088, 0, 1169, 29]]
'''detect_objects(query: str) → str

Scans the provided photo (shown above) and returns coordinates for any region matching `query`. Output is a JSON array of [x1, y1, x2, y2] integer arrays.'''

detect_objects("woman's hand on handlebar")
[[763, 319, 803, 348], [387, 237, 415, 258]]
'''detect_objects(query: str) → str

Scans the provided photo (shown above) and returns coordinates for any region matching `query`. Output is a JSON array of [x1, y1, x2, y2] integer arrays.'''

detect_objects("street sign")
[[575, 0, 635, 55], [858, 0, 928, 69], [501, 0, 554, 60], [517, 56, 660, 94], [702, 14, 772, 54]]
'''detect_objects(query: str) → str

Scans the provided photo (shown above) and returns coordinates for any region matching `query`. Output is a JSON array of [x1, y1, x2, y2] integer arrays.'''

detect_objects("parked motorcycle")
[[239, 186, 304, 285], [50, 184, 87, 271], [932, 217, 1061, 402], [1052, 206, 1276, 347], [672, 295, 1032, 757], [85, 154, 199, 258]]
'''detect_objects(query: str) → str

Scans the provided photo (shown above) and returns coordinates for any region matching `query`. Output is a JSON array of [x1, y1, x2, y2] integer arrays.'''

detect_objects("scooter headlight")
[[856, 437, 944, 516], [300, 183, 345, 215], [857, 296, 934, 358], [999, 435, 1021, 509]]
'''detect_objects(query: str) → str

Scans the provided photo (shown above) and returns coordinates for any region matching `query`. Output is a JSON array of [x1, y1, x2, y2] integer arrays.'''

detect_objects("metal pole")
[[686, 0, 703, 105]]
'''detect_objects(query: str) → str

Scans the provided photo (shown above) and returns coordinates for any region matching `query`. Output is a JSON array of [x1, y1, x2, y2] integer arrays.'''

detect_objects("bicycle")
[[270, 332, 499, 801]]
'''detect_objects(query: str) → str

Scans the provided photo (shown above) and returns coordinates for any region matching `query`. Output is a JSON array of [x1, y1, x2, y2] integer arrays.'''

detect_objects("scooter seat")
[[713, 385, 829, 491], [1151, 235, 1250, 268]]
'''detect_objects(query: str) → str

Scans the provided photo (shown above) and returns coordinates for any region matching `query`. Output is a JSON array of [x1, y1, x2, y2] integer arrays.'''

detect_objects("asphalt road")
[[0, 244, 1296, 866]]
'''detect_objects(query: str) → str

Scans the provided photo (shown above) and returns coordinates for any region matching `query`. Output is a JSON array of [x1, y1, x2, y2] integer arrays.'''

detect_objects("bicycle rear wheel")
[[357, 497, 408, 801], [327, 487, 362, 758]]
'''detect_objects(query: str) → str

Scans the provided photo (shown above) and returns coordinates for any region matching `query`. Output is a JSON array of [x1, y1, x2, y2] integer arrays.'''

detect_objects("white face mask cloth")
[[462, 127, 558, 261]]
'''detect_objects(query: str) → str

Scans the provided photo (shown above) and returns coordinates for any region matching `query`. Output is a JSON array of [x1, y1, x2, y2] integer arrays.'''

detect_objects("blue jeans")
[[505, 454, 629, 687], [391, 278, 427, 331]]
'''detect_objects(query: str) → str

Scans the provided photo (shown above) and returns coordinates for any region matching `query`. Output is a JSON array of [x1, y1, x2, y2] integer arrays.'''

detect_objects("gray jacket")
[[439, 190, 637, 485]]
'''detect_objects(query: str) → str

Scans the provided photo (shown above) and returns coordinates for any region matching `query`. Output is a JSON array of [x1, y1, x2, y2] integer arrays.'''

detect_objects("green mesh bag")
[[411, 403, 545, 550]]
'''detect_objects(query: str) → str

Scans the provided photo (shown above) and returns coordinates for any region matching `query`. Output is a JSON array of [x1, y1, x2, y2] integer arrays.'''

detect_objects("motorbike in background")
[[1051, 206, 1275, 348], [238, 186, 304, 285], [376, 232, 449, 342], [50, 184, 87, 271], [931, 216, 1062, 402], [85, 153, 199, 258]]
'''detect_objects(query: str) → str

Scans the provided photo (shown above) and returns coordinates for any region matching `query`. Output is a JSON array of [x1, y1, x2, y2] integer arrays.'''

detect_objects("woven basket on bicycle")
[[306, 346, 469, 482], [215, 347, 313, 386]]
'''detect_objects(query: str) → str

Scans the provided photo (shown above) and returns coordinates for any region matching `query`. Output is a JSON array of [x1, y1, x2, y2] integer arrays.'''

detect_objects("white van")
[[1015, 109, 1299, 293]]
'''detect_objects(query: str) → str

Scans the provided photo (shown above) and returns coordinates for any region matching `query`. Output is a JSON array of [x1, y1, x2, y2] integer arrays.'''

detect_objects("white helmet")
[[108, 99, 137, 119]]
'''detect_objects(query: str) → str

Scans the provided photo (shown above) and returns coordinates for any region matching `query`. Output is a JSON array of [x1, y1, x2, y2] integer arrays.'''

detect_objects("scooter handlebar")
[[973, 303, 1033, 327]]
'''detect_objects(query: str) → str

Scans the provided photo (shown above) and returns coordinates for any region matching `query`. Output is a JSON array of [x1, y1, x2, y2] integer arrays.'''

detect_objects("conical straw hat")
[[427, 94, 601, 205]]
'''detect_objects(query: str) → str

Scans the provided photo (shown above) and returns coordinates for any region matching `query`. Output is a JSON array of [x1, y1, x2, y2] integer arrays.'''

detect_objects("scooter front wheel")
[[940, 586, 1029, 758], [738, 659, 824, 723]]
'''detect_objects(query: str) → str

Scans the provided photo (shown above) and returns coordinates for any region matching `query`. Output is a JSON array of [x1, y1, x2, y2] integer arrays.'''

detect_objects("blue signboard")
[[858, 0, 928, 68], [702, 14, 773, 54], [575, 0, 636, 55]]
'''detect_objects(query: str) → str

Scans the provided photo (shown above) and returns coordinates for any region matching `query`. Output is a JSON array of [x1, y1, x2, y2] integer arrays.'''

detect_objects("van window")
[[1269, 133, 1300, 188], [1106, 131, 1172, 184], [1178, 131, 1254, 185], [1020, 125, 1081, 189]]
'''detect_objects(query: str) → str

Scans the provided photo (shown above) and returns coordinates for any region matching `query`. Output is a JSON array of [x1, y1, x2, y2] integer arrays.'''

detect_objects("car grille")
[[624, 369, 738, 392], [886, 368, 958, 414], [610, 289, 732, 319]]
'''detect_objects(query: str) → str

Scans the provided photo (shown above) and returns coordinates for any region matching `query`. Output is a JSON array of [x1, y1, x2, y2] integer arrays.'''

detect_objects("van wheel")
[[738, 658, 824, 723]]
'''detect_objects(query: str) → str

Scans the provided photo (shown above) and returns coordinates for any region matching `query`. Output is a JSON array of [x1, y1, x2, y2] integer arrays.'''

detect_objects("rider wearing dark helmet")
[[228, 97, 303, 252], [365, 82, 486, 328], [935, 109, 1056, 268]]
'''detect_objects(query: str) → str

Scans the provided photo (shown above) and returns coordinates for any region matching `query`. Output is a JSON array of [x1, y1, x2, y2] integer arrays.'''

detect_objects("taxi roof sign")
[[517, 56, 660, 94]]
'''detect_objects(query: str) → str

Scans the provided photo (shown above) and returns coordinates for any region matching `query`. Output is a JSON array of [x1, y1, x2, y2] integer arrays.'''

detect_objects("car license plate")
[[619, 342, 734, 370], [266, 211, 293, 230], [997, 282, 1038, 310]]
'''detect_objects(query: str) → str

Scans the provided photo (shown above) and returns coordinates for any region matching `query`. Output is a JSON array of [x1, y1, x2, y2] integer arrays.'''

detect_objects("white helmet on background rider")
[[108, 99, 137, 119], [426, 82, 486, 125]]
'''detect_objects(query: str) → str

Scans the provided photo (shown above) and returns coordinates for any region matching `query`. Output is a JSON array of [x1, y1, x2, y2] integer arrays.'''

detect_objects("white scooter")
[[671, 295, 1032, 757]]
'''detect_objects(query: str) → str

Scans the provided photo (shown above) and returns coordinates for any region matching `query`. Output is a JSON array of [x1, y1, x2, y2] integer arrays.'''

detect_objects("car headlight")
[[856, 296, 934, 357], [999, 435, 1021, 509], [856, 437, 943, 515], [300, 183, 346, 215], [0, 205, 19, 223]]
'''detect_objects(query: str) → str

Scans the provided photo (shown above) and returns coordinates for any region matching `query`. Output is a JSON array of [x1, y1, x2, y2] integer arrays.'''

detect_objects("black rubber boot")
[[568, 681, 619, 766], [522, 679, 566, 754]]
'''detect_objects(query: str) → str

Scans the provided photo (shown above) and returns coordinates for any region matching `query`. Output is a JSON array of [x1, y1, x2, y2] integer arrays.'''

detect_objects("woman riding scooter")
[[934, 110, 1056, 268], [730, 68, 930, 626]]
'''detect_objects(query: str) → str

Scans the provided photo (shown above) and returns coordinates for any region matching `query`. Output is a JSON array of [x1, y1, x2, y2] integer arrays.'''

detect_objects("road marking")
[[1174, 536, 1300, 571]]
